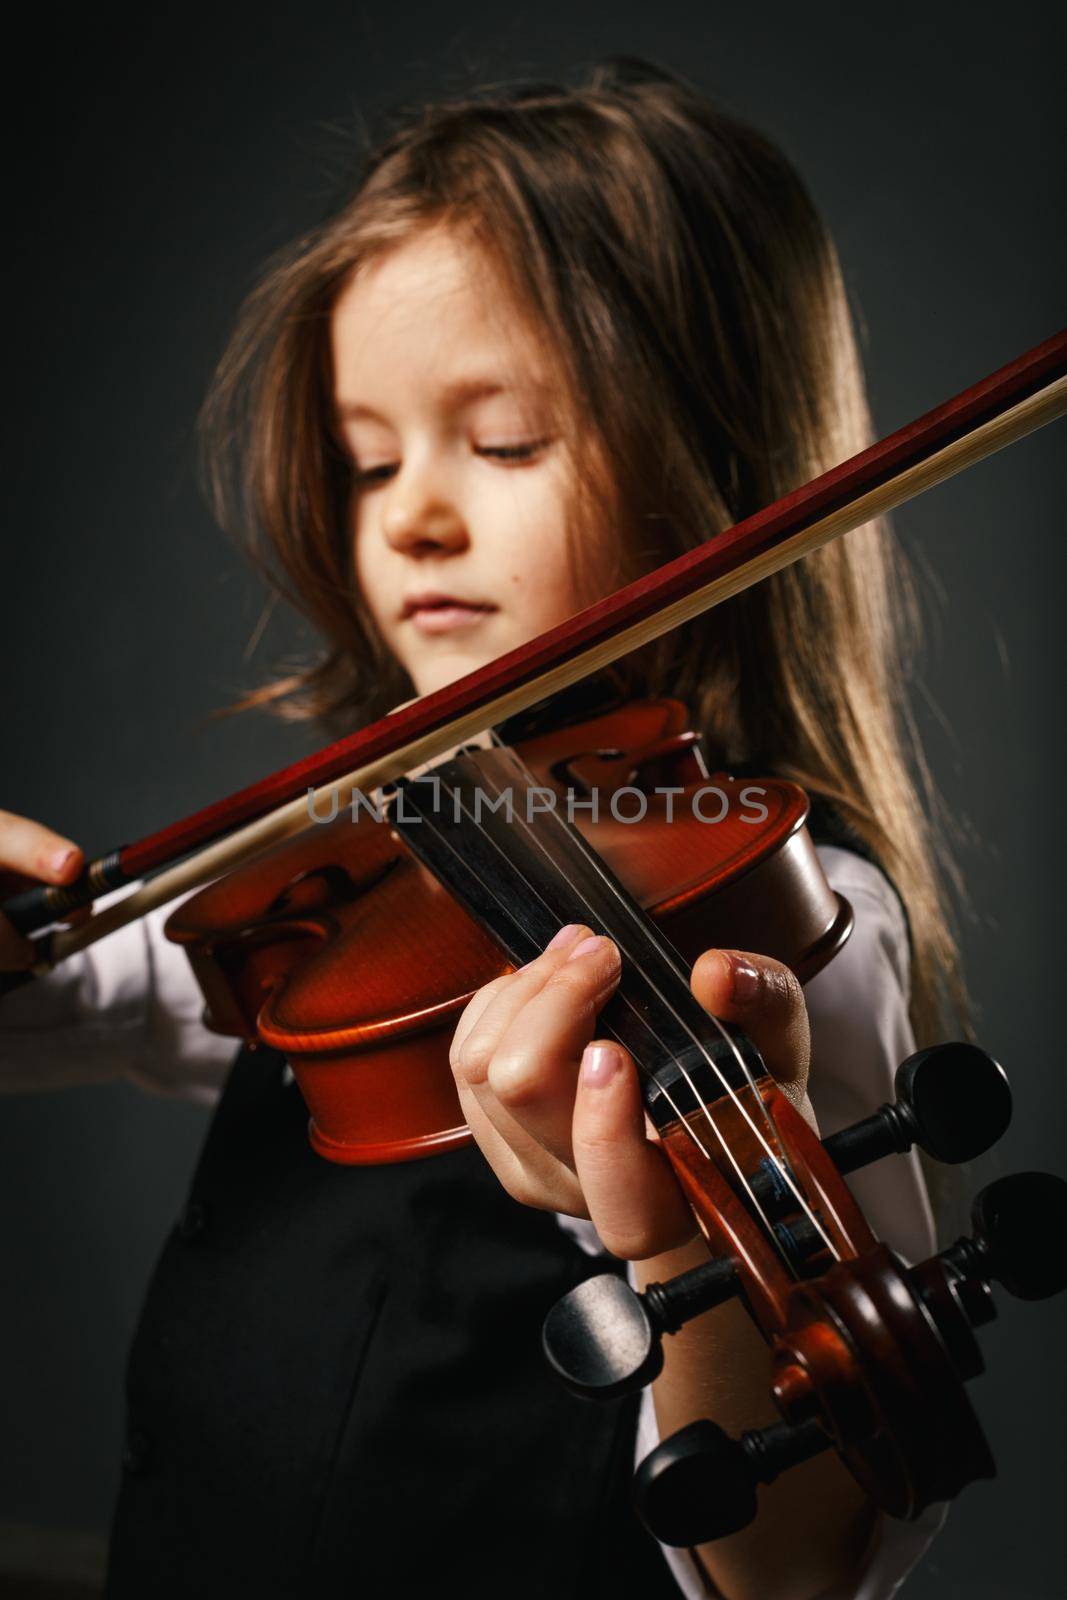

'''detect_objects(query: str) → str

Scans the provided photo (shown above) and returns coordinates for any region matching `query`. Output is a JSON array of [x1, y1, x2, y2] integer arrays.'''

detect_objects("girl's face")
[[332, 226, 603, 697]]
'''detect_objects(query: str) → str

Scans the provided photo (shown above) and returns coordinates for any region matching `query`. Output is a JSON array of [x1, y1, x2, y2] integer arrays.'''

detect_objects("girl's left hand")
[[449, 921, 815, 1260]]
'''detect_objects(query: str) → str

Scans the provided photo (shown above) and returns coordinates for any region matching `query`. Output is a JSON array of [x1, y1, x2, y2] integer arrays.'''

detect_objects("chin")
[[404, 615, 526, 697], [410, 647, 496, 697]]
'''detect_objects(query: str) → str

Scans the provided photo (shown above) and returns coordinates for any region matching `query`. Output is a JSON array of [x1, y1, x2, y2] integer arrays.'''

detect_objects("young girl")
[[1, 58, 954, 1599]]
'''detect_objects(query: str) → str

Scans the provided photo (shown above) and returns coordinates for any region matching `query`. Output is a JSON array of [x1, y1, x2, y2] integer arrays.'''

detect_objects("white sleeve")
[[558, 842, 947, 1597], [803, 846, 938, 1266], [0, 886, 235, 1102]]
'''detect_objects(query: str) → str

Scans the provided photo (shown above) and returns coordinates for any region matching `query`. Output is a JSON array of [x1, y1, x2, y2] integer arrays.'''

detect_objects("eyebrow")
[[335, 375, 548, 423]]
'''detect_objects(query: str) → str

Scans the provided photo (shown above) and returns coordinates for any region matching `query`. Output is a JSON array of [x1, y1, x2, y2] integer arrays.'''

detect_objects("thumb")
[[690, 948, 810, 1114]]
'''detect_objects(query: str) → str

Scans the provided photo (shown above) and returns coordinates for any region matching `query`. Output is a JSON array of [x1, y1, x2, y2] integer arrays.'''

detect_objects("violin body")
[[165, 698, 850, 1163]]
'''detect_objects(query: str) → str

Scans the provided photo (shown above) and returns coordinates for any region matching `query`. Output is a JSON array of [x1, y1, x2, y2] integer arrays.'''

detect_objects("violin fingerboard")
[[390, 749, 760, 1118]]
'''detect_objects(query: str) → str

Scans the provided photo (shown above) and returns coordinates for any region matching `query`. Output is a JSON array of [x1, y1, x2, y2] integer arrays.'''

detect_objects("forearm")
[[636, 1236, 877, 1600]]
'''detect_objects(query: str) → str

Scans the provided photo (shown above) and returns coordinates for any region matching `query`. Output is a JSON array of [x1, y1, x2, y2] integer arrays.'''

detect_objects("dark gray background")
[[1, 2, 1064, 1594]]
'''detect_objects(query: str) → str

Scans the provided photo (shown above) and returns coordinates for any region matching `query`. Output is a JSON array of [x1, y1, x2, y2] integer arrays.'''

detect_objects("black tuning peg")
[[633, 1416, 831, 1547], [822, 1043, 1012, 1176], [941, 1171, 1067, 1303], [542, 1255, 738, 1400]]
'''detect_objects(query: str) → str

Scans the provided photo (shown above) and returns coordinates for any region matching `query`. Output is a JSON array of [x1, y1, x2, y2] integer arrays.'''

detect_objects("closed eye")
[[352, 463, 398, 488], [352, 437, 553, 488], [476, 437, 552, 462]]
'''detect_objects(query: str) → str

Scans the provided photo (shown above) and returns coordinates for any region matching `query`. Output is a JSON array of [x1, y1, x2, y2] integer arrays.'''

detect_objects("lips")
[[400, 592, 498, 634]]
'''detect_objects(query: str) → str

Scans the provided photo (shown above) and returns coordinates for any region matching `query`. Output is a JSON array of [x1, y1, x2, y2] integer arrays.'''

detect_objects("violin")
[[4, 331, 1067, 1548], [163, 692, 851, 1164], [166, 685, 1063, 1545]]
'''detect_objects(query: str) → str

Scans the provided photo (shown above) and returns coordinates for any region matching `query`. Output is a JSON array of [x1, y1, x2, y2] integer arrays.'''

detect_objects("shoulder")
[[807, 844, 938, 1262], [804, 844, 914, 1132], [815, 842, 902, 912], [812, 844, 911, 1007]]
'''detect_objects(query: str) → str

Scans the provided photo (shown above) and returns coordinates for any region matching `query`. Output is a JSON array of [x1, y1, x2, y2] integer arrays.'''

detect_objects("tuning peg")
[[633, 1416, 831, 1547], [542, 1255, 738, 1400], [941, 1171, 1067, 1303], [822, 1043, 1012, 1176]]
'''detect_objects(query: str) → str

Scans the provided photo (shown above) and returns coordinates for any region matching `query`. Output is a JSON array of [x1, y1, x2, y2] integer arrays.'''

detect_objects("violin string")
[[494, 742, 771, 1109], [437, 757, 806, 1264], [416, 766, 820, 1274], [398, 770, 713, 1162], [487, 742, 839, 1261], [480, 737, 839, 1262], [422, 754, 813, 1263], [488, 741, 775, 1129]]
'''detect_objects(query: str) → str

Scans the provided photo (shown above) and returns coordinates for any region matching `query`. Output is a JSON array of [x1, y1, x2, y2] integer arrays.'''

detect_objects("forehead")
[[330, 227, 550, 409]]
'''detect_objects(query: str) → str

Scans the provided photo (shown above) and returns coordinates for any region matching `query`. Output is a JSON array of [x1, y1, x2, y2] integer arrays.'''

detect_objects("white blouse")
[[0, 843, 945, 1597]]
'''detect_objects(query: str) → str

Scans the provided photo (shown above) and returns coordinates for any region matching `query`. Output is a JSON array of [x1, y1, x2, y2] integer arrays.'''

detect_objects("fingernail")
[[49, 847, 79, 878], [546, 923, 583, 952], [722, 952, 760, 1004], [569, 934, 616, 961], [581, 1041, 622, 1086]]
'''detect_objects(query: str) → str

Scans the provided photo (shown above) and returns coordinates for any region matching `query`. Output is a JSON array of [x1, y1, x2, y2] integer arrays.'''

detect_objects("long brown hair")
[[201, 56, 963, 1041]]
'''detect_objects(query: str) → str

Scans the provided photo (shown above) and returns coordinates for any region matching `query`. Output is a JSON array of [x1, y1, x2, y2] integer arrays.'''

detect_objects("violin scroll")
[[542, 1042, 1015, 1407], [542, 1033, 1065, 1548], [632, 1170, 1067, 1546]]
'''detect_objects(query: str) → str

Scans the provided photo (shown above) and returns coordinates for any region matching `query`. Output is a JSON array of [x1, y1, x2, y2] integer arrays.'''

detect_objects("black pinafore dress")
[[105, 1044, 685, 1599]]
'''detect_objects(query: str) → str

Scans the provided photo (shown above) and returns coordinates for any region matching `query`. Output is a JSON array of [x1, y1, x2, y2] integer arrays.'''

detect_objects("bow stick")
[[6, 329, 1065, 970]]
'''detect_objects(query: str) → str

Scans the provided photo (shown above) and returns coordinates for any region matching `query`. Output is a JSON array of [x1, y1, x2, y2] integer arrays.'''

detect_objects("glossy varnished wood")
[[166, 693, 1002, 1522], [166, 700, 847, 1163], [128, 332, 1067, 877], [658, 1069, 995, 1521]]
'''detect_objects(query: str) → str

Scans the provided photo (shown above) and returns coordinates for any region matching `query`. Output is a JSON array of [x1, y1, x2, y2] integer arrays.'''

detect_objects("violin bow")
[[6, 328, 1065, 970]]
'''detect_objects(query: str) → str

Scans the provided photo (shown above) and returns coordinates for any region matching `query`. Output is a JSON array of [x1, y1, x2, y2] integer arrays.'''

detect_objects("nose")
[[381, 458, 469, 558]]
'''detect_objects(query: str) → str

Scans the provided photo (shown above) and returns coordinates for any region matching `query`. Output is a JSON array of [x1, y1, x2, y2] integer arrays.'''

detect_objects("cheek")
[[493, 466, 587, 613], [352, 509, 388, 622], [524, 551, 580, 611], [503, 536, 580, 626]]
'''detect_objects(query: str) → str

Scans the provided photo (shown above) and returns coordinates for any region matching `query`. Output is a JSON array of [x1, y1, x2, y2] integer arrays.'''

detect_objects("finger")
[[474, 933, 622, 1167], [0, 810, 83, 884], [449, 922, 602, 1207], [572, 1040, 697, 1259], [690, 948, 810, 1109], [458, 1082, 588, 1216], [0, 814, 84, 973], [450, 921, 590, 1070]]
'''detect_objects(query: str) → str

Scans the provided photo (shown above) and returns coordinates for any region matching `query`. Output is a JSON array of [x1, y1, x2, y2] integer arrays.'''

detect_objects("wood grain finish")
[[165, 701, 847, 1163]]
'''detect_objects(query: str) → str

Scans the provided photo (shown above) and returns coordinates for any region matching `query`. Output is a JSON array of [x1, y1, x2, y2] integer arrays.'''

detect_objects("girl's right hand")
[[0, 810, 84, 970]]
